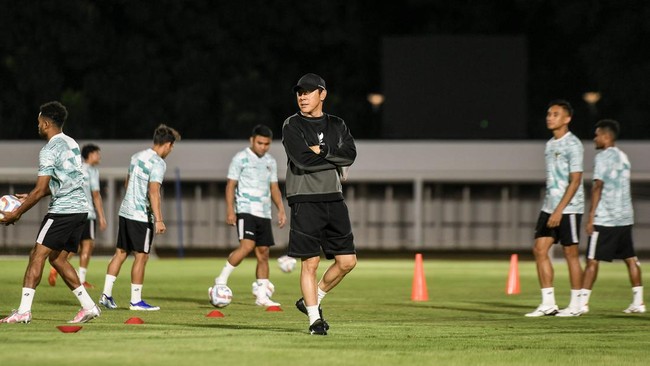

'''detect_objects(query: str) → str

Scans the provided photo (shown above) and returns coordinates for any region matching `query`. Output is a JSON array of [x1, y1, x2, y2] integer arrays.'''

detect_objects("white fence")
[[2, 140, 650, 254]]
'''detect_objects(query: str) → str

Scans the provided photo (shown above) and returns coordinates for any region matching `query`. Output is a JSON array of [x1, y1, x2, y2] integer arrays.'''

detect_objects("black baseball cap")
[[292, 73, 326, 93]]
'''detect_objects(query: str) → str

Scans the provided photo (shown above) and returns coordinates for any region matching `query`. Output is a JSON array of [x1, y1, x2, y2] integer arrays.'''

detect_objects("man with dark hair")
[[99, 124, 180, 311], [49, 143, 107, 288], [282, 73, 357, 335], [211, 124, 286, 307], [580, 119, 645, 314], [1, 101, 101, 324], [526, 99, 585, 317]]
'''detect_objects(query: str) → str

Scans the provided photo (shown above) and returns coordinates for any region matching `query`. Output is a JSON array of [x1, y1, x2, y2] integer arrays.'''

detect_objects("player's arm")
[[547, 171, 582, 228], [92, 190, 107, 231], [282, 121, 336, 172], [0, 175, 51, 225], [225, 179, 237, 226], [270, 182, 286, 228], [148, 181, 166, 234], [586, 179, 603, 236]]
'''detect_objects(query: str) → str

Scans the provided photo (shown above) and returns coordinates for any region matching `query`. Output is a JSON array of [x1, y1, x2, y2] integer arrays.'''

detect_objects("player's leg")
[[300, 256, 325, 328], [623, 256, 645, 313], [525, 236, 558, 316], [2, 243, 50, 323], [253, 245, 280, 306], [129, 251, 159, 310], [49, 249, 82, 290], [215, 214, 257, 285], [78, 238, 95, 287], [319, 254, 357, 293], [99, 248, 127, 309]]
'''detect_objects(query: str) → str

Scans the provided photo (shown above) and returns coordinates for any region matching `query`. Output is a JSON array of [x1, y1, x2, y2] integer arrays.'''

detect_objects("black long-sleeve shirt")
[[281, 113, 356, 204]]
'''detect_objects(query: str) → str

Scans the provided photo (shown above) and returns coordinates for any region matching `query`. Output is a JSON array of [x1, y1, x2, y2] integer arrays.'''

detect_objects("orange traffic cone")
[[411, 253, 429, 301], [506, 254, 520, 295]]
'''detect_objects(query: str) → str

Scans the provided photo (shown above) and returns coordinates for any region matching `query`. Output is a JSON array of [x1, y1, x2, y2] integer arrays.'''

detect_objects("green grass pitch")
[[0, 256, 648, 365]]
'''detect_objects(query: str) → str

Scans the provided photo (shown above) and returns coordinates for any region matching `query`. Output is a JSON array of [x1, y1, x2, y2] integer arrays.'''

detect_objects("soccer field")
[[0, 257, 648, 366]]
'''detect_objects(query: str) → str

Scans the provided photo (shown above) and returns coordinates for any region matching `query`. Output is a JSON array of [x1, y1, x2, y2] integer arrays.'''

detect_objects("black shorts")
[[116, 216, 154, 254], [288, 200, 356, 260], [81, 219, 96, 241], [36, 212, 88, 253], [534, 211, 581, 245], [587, 225, 636, 262], [235, 213, 275, 246]]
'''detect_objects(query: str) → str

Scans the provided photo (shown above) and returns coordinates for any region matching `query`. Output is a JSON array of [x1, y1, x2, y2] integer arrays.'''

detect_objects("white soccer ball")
[[277, 255, 297, 273], [251, 281, 275, 298], [0, 195, 21, 220], [209, 285, 233, 308]]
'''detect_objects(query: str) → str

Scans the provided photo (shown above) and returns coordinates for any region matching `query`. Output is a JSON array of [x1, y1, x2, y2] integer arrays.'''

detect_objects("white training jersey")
[[541, 131, 585, 214], [593, 146, 634, 226], [227, 147, 277, 219], [119, 148, 166, 223], [82, 163, 101, 220], [38, 133, 88, 214]]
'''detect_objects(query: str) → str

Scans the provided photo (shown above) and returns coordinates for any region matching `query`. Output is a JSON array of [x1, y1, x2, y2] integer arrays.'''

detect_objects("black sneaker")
[[309, 319, 328, 335], [295, 298, 329, 330]]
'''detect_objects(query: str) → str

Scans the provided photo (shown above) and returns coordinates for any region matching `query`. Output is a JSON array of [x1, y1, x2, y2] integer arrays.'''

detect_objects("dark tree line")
[[1, 0, 649, 140]]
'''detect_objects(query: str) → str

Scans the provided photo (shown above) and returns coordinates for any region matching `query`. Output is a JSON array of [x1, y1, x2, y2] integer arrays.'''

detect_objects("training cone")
[[124, 317, 145, 324], [206, 310, 225, 318], [411, 253, 429, 301], [506, 254, 520, 295], [265, 306, 283, 312]]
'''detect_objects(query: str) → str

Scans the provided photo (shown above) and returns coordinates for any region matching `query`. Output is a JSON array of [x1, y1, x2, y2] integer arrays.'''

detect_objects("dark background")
[[1, 0, 649, 140]]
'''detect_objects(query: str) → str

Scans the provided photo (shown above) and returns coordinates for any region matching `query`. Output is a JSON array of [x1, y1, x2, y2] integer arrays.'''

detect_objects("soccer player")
[[525, 99, 585, 317], [282, 73, 357, 335], [48, 143, 107, 288], [212, 124, 286, 307], [99, 124, 180, 311], [0, 101, 101, 324], [580, 119, 645, 314]]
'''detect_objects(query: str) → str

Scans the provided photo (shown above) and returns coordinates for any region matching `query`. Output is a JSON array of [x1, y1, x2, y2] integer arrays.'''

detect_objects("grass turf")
[[0, 257, 648, 365]]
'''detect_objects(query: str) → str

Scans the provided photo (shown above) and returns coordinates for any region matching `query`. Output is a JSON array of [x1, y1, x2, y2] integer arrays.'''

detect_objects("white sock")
[[216, 261, 236, 285], [103, 274, 117, 297], [256, 279, 270, 300], [567, 289, 581, 308], [317, 287, 327, 305], [541, 287, 555, 306], [632, 286, 644, 305], [78, 267, 87, 283], [131, 284, 143, 304], [581, 289, 592, 306], [72, 285, 95, 310], [18, 288, 36, 314], [306, 305, 320, 325]]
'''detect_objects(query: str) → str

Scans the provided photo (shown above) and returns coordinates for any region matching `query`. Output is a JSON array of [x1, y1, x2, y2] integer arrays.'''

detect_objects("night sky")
[[1, 1, 648, 140]]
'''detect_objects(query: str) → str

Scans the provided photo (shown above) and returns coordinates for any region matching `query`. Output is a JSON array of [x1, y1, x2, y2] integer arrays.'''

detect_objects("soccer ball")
[[208, 285, 233, 308], [277, 255, 297, 273], [0, 195, 21, 220], [251, 281, 275, 298]]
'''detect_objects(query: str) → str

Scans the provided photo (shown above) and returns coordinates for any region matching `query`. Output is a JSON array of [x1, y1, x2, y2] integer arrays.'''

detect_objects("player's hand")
[[0, 210, 20, 226], [154, 221, 166, 234], [547, 211, 562, 228], [309, 145, 321, 154], [226, 212, 236, 226], [13, 193, 28, 203], [585, 220, 594, 236], [277, 211, 287, 229], [98, 217, 108, 231]]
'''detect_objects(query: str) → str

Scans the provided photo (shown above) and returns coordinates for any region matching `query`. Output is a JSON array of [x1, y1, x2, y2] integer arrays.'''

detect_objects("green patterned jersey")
[[118, 148, 166, 223], [38, 133, 88, 214], [541, 132, 584, 214], [82, 163, 100, 220], [593, 147, 633, 226], [227, 148, 278, 219]]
